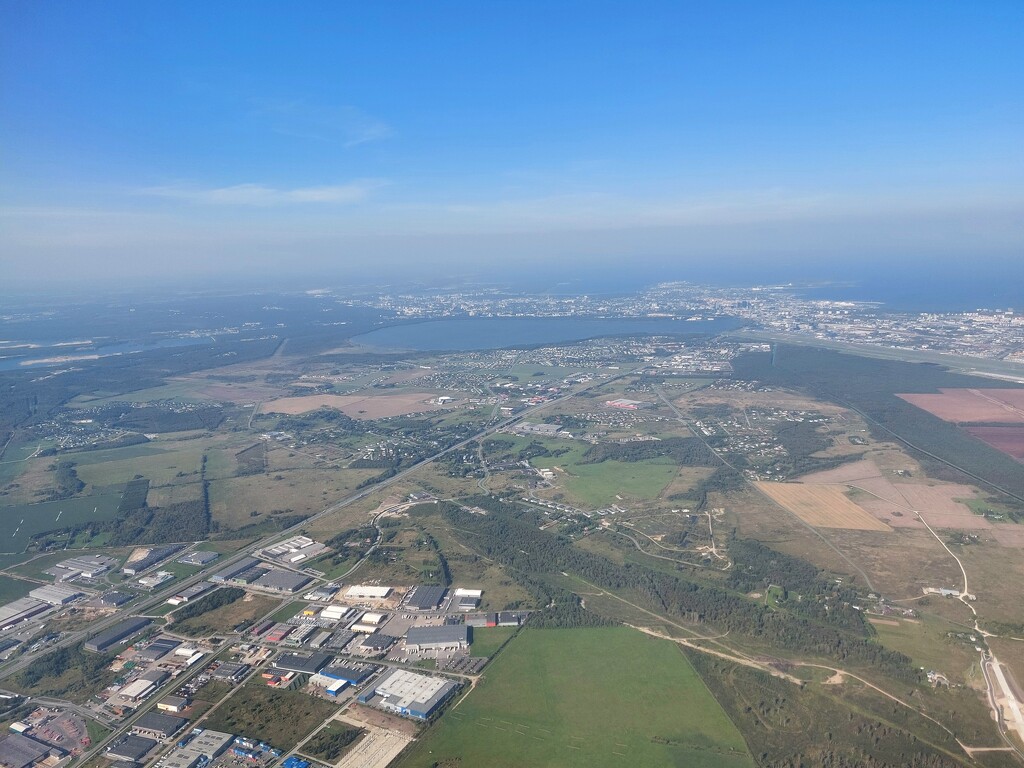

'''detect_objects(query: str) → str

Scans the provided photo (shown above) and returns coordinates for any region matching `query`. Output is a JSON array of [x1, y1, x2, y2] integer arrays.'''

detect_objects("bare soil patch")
[[798, 459, 887, 484], [898, 389, 1024, 424], [965, 426, 1024, 460], [756, 482, 891, 531], [260, 393, 443, 419]]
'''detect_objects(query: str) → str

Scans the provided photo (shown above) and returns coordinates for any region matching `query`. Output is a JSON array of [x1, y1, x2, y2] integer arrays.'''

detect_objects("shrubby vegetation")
[[173, 587, 245, 622], [13, 644, 116, 699], [304, 725, 363, 761], [688, 651, 968, 768]]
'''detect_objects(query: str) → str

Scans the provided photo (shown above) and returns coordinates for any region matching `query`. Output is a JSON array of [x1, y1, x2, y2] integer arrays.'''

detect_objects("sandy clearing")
[[260, 392, 444, 419], [756, 482, 892, 531]]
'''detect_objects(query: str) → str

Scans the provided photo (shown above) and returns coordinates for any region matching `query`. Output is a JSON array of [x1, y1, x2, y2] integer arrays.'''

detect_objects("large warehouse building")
[[357, 669, 458, 720], [405, 585, 446, 611], [405, 625, 469, 652], [85, 617, 151, 653], [344, 585, 391, 601]]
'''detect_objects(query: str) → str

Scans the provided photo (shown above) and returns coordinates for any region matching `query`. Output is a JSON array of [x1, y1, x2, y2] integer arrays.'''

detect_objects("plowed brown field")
[[756, 482, 892, 531]]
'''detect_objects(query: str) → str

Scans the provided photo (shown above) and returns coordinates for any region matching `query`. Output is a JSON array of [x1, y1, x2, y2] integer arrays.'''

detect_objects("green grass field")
[[73, 444, 207, 486], [0, 574, 36, 602], [400, 627, 753, 768], [469, 625, 518, 657], [868, 615, 981, 685], [0, 491, 123, 551], [533, 456, 678, 507]]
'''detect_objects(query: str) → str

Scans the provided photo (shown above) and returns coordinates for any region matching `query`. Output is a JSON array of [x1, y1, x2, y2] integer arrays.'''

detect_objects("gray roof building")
[[136, 636, 181, 662], [211, 661, 249, 681], [251, 569, 311, 594], [106, 735, 157, 762], [156, 730, 233, 768], [177, 551, 219, 566], [406, 625, 469, 651], [0, 733, 62, 768], [85, 617, 150, 653], [405, 585, 446, 611], [99, 591, 134, 607], [320, 663, 374, 685], [209, 557, 260, 583], [356, 669, 458, 720], [132, 712, 187, 739], [272, 651, 332, 675]]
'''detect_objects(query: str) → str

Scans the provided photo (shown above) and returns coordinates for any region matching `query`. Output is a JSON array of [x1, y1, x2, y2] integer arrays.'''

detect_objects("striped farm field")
[[756, 482, 891, 531]]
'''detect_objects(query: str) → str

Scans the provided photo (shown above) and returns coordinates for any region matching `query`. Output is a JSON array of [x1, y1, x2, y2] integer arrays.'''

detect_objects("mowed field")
[[0, 491, 123, 550], [260, 392, 443, 419], [897, 388, 1024, 424], [756, 482, 891, 531], [399, 627, 753, 768]]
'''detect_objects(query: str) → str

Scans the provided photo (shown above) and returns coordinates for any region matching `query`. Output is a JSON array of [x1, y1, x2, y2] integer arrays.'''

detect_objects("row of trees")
[[436, 499, 915, 677]]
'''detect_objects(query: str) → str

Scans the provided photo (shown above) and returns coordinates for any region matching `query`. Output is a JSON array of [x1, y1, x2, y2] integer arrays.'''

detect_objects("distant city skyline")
[[2, 1, 1022, 290]]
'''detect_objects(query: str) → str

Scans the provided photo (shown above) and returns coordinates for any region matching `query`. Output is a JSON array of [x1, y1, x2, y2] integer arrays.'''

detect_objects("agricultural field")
[[965, 426, 1024, 460], [1, 491, 124, 551], [71, 442, 208, 486], [260, 392, 445, 419], [897, 389, 1024, 424], [203, 680, 337, 751], [400, 627, 753, 768], [756, 481, 892, 531]]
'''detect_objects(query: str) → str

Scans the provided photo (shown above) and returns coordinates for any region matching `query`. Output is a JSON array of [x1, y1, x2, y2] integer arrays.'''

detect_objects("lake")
[[350, 315, 743, 352]]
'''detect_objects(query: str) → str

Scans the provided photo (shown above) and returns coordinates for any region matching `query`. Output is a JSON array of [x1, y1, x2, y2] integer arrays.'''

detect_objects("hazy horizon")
[[2, 2, 1022, 298]]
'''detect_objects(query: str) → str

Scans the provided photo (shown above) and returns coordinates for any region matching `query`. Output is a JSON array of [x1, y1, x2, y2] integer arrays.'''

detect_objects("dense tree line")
[[581, 436, 718, 466], [47, 460, 84, 500], [436, 501, 915, 679], [733, 346, 1024, 508], [117, 478, 150, 513], [92, 403, 225, 432], [36, 496, 210, 548]]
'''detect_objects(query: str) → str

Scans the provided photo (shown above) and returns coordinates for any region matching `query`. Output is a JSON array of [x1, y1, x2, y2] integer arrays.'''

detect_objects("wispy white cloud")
[[137, 180, 385, 206], [250, 99, 394, 147]]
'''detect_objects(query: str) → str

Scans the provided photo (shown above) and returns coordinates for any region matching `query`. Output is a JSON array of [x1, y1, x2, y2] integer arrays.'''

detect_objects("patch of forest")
[[12, 644, 116, 699], [733, 346, 1024, 508], [581, 436, 718, 466], [435, 498, 915, 679], [47, 460, 84, 500], [90, 403, 226, 433], [118, 478, 150, 512], [686, 651, 970, 768]]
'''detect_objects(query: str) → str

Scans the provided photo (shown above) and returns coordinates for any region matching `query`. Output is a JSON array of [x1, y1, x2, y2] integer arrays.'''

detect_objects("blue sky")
[[2, 1, 1022, 289]]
